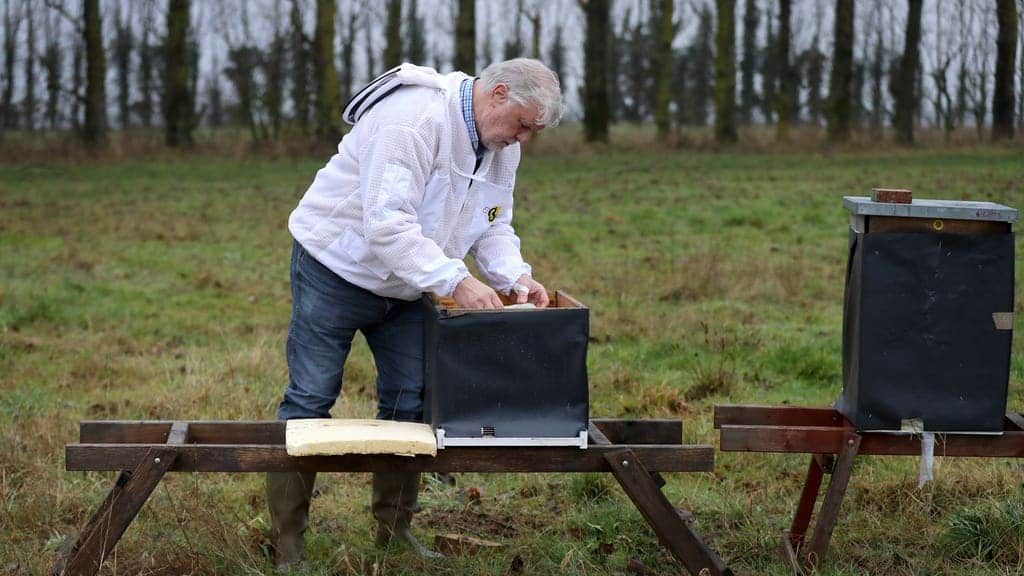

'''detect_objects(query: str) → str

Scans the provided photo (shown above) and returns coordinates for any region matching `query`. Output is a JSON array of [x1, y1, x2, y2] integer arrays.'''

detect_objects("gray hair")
[[479, 58, 563, 128]]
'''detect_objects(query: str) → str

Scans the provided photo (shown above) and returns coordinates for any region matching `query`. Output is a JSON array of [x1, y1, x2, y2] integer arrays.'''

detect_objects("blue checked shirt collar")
[[460, 77, 485, 158]]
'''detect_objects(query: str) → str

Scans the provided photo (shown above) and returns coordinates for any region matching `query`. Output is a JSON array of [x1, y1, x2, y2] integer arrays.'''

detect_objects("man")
[[268, 58, 563, 568]]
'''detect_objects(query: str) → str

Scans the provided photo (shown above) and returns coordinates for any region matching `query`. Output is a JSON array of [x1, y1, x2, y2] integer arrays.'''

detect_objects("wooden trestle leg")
[[53, 422, 189, 576], [590, 424, 732, 576], [781, 431, 861, 575]]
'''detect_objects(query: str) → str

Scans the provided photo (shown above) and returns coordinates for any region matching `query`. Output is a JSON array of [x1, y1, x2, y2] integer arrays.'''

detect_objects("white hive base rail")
[[285, 419, 437, 457]]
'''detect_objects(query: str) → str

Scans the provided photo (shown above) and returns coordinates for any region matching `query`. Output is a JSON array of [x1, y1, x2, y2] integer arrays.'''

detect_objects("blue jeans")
[[278, 241, 425, 423]]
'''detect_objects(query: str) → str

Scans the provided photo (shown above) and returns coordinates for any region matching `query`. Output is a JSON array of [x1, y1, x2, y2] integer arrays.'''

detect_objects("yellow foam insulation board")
[[285, 419, 437, 457]]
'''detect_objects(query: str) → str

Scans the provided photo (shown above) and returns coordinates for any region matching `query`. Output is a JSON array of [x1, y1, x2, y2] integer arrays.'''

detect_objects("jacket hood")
[[343, 63, 465, 125]]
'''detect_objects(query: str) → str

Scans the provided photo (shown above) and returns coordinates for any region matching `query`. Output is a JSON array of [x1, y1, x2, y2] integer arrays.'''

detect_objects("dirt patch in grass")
[[420, 508, 521, 539]]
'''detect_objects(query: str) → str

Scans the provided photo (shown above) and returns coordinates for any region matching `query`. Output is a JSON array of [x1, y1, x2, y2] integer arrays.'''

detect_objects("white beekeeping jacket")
[[288, 64, 532, 301]]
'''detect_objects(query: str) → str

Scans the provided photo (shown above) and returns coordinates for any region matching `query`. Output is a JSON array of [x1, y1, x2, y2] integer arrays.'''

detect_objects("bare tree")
[[23, 0, 37, 131], [690, 4, 715, 127], [827, 0, 855, 141], [968, 3, 993, 141], [338, 4, 356, 103], [314, 0, 341, 142], [2, 0, 24, 132], [205, 53, 224, 127], [580, 0, 610, 142], [739, 0, 758, 124], [83, 0, 107, 145], [480, 0, 494, 65], [364, 1, 377, 79], [455, 0, 475, 73], [526, 1, 541, 60], [654, 0, 678, 140], [165, 0, 192, 146], [112, 1, 133, 129], [775, 0, 793, 140], [715, 0, 738, 142], [1018, 0, 1023, 131], [136, 0, 159, 128], [384, 0, 402, 69], [869, 0, 885, 136], [548, 22, 566, 92], [504, 0, 525, 60], [760, 0, 777, 124], [801, 4, 827, 126], [621, 4, 647, 123], [892, 0, 923, 144], [292, 0, 310, 130], [992, 0, 1018, 139], [264, 0, 287, 138], [405, 0, 426, 64], [41, 0, 62, 130], [955, 0, 971, 127]]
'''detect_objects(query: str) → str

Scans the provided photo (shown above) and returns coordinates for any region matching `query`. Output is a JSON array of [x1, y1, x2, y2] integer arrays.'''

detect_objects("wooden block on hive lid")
[[285, 419, 437, 457], [871, 187, 912, 204]]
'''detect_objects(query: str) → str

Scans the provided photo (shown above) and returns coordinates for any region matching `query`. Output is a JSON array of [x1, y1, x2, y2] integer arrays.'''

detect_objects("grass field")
[[2, 131, 1024, 575]]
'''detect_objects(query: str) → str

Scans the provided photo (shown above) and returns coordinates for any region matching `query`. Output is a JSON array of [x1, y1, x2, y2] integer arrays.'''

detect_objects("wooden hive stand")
[[714, 404, 1024, 574], [53, 418, 733, 576]]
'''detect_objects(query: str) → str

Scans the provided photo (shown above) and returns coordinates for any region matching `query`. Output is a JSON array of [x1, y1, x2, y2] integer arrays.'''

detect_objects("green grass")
[[2, 134, 1024, 574]]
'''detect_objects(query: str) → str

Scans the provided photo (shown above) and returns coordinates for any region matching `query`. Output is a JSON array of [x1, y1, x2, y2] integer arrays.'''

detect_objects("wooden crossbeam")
[[718, 424, 1024, 457], [66, 443, 713, 473], [78, 418, 683, 446], [714, 404, 845, 428]]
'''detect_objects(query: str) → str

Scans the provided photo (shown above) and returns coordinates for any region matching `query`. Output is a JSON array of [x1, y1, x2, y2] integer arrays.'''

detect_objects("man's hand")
[[453, 275, 504, 309], [513, 274, 549, 307]]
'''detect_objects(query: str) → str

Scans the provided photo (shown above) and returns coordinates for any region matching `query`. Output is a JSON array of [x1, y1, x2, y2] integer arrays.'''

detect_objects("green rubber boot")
[[266, 471, 316, 571], [372, 472, 443, 559]]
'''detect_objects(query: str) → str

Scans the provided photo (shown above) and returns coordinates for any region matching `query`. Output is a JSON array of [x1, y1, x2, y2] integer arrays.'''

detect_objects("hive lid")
[[843, 196, 1018, 223]]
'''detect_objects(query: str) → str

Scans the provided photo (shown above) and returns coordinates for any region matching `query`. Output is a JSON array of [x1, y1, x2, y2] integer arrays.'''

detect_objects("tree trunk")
[[715, 0, 737, 142], [291, 0, 309, 131], [405, 0, 426, 64], [23, 0, 36, 132], [137, 3, 156, 129], [992, 0, 1018, 139], [580, 0, 610, 142], [455, 0, 476, 74], [1018, 0, 1024, 132], [548, 24, 566, 92], [314, 0, 341, 142], [114, 4, 133, 130], [691, 6, 715, 127], [340, 8, 355, 103], [384, 0, 402, 69], [504, 0, 524, 60], [653, 0, 675, 140], [775, 0, 792, 141], [1, 0, 21, 134], [893, 0, 922, 145], [827, 0, 855, 141], [83, 0, 107, 146], [265, 2, 286, 140], [43, 9, 61, 131], [164, 0, 191, 146], [869, 7, 884, 136], [739, 0, 758, 124], [528, 8, 541, 60]]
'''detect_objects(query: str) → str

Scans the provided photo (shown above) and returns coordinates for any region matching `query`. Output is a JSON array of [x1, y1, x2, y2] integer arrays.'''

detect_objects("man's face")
[[476, 83, 544, 150]]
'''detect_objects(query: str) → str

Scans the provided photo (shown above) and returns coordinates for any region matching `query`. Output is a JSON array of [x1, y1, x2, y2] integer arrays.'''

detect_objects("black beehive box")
[[837, 196, 1017, 432], [422, 291, 589, 447]]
